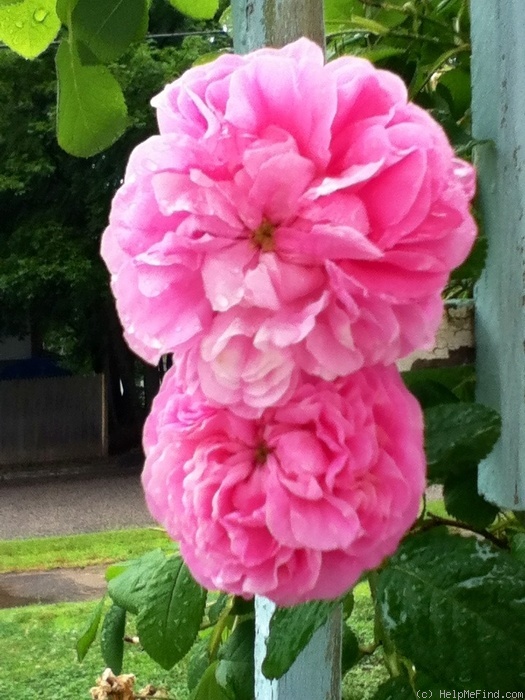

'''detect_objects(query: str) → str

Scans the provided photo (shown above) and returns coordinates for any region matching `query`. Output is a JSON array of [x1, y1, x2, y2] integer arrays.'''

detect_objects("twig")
[[417, 514, 507, 549]]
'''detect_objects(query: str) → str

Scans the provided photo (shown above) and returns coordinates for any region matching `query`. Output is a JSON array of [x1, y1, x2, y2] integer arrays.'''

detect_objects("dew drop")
[[15, 20, 23, 28], [33, 8, 48, 22]]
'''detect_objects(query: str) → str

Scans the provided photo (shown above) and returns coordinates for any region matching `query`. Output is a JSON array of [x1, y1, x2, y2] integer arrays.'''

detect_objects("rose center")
[[251, 220, 276, 252], [254, 442, 272, 465]]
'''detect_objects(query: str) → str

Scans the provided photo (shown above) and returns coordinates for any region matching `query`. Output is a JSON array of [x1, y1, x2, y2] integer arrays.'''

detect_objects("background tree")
[[0, 1, 230, 449]]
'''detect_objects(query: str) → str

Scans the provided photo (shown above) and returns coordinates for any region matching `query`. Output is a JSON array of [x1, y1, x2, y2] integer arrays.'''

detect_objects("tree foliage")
[[0, 7, 229, 446]]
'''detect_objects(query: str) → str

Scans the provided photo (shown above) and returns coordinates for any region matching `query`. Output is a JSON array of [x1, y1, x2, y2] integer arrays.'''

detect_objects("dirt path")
[[0, 566, 107, 608]]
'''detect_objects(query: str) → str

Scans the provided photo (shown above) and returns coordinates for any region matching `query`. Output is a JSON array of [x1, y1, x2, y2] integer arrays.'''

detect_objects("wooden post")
[[471, 1, 525, 509], [232, 0, 324, 52], [231, 1, 342, 697], [254, 598, 342, 699]]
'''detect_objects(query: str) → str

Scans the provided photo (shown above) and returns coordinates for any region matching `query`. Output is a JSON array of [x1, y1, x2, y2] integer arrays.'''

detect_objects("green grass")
[[0, 589, 383, 700], [343, 582, 389, 700], [0, 601, 190, 700], [0, 528, 173, 573], [0, 529, 395, 698]]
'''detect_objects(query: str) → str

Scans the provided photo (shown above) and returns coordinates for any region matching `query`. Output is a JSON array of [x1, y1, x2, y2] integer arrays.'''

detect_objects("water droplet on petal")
[[33, 8, 48, 22]]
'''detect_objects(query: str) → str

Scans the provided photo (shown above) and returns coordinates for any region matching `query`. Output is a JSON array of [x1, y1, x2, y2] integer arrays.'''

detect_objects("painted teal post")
[[254, 598, 342, 699], [471, 1, 525, 509], [231, 1, 342, 697]]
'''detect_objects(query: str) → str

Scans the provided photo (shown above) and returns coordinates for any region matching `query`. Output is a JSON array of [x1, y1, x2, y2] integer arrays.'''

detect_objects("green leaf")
[[354, 46, 406, 63], [187, 638, 212, 693], [191, 662, 234, 700], [168, 0, 218, 20], [450, 235, 488, 285], [406, 378, 459, 410], [76, 597, 105, 662], [324, 0, 361, 23], [424, 402, 501, 481], [342, 590, 354, 619], [218, 5, 231, 36], [326, 14, 389, 35], [412, 45, 470, 97], [192, 49, 232, 67], [207, 593, 230, 625], [56, 0, 77, 23], [108, 548, 166, 614], [137, 556, 207, 670], [414, 671, 453, 697], [438, 68, 471, 120], [341, 625, 360, 675], [377, 530, 525, 690], [511, 534, 525, 563], [403, 365, 475, 404], [56, 38, 127, 157], [0, 0, 60, 58], [444, 468, 500, 528], [262, 599, 340, 680], [100, 604, 126, 675], [216, 620, 254, 700], [374, 3, 407, 30], [105, 561, 133, 583], [371, 678, 415, 700], [69, 0, 148, 63]]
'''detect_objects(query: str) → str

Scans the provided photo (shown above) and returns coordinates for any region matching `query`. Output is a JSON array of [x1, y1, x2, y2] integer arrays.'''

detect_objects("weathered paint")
[[254, 597, 342, 700], [230, 1, 342, 697], [471, 1, 525, 509]]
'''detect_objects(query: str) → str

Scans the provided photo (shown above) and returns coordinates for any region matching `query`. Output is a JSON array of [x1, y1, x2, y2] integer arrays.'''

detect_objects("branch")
[[417, 515, 507, 549]]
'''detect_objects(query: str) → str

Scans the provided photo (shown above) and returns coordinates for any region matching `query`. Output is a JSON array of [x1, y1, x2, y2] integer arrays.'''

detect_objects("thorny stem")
[[416, 514, 507, 549]]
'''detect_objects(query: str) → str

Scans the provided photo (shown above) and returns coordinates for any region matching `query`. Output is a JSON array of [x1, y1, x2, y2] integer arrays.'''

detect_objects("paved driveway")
[[0, 472, 154, 540]]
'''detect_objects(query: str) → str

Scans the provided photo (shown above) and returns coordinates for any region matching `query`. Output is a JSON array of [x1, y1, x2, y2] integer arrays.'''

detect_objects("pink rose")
[[142, 364, 425, 605], [102, 38, 476, 415]]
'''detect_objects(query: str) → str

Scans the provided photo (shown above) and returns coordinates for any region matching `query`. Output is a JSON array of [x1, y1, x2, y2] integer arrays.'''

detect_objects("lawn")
[[0, 527, 172, 573], [0, 583, 384, 700], [0, 524, 410, 698], [0, 600, 190, 699]]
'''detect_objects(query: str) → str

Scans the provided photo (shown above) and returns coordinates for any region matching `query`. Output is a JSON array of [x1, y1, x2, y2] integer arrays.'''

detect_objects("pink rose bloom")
[[102, 38, 476, 416], [142, 364, 425, 605]]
